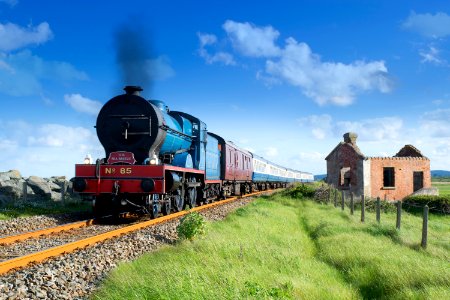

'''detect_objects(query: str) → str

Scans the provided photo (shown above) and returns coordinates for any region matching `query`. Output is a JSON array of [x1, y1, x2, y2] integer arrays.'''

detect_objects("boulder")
[[46, 179, 62, 192], [5, 170, 21, 180], [26, 176, 52, 197], [50, 191, 62, 202], [0, 170, 21, 181], [0, 180, 23, 199]]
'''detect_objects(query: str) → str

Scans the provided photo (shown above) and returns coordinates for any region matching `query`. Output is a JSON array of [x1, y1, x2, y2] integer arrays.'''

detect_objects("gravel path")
[[0, 197, 254, 300]]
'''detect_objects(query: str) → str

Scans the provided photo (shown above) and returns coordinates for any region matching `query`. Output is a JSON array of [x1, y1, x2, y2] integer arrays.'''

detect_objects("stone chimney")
[[343, 132, 358, 145]]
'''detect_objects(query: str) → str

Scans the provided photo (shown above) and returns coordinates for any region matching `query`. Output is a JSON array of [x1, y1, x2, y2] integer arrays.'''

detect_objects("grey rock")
[[0, 170, 21, 181], [0, 180, 23, 198], [47, 180, 62, 193], [26, 176, 51, 197], [50, 191, 62, 202]]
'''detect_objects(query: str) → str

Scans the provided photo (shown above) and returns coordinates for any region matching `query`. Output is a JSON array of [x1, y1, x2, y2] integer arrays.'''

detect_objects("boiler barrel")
[[150, 100, 193, 156]]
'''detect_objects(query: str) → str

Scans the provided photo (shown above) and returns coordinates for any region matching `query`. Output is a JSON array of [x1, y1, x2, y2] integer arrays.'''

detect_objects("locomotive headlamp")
[[84, 154, 92, 164], [149, 155, 159, 165]]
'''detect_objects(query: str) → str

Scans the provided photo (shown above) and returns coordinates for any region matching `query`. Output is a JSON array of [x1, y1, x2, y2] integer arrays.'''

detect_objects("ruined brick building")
[[325, 132, 431, 200]]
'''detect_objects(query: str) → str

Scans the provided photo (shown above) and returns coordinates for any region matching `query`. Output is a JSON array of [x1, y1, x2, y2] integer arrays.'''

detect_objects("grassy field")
[[0, 199, 91, 220], [432, 181, 450, 196], [93, 192, 450, 299]]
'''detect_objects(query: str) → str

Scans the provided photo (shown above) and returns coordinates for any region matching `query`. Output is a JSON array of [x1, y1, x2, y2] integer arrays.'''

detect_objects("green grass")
[[93, 193, 450, 300], [432, 182, 450, 196], [0, 198, 91, 220]]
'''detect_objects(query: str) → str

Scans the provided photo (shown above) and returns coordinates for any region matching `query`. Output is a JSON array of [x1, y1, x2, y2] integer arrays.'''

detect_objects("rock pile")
[[0, 170, 71, 204]]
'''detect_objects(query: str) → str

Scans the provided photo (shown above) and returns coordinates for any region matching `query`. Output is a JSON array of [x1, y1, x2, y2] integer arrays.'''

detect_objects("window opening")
[[383, 167, 395, 187]]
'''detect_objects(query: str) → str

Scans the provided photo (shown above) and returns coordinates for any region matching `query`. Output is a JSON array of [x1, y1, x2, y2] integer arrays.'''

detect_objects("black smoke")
[[114, 22, 154, 92]]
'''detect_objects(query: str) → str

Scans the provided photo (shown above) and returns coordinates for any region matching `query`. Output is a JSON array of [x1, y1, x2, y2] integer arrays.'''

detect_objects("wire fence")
[[314, 184, 449, 249]]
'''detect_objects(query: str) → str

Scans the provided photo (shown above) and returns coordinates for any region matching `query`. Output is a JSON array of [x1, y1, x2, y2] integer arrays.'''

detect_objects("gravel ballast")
[[0, 212, 92, 238], [0, 197, 254, 300]]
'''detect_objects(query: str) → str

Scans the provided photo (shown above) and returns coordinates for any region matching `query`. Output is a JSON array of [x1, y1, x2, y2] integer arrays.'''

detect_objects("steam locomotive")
[[72, 86, 313, 217]]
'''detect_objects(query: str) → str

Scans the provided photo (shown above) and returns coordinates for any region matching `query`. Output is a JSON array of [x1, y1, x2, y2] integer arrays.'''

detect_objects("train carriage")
[[208, 133, 253, 197]]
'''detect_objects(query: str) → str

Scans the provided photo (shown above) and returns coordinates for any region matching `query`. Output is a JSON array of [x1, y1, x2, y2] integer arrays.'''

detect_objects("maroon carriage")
[[209, 133, 253, 196]]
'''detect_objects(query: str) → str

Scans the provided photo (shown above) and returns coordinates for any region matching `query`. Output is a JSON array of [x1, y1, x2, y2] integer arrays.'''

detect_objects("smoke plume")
[[114, 22, 154, 92]]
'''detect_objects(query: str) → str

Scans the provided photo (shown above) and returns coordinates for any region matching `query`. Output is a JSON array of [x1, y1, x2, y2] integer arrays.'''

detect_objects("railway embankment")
[[93, 187, 450, 299]]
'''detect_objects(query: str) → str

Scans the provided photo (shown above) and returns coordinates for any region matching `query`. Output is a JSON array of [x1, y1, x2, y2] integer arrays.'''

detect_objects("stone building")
[[325, 132, 432, 200]]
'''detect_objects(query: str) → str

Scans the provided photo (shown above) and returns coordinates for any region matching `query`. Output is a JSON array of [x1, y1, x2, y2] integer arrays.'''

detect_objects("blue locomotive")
[[73, 86, 313, 217]]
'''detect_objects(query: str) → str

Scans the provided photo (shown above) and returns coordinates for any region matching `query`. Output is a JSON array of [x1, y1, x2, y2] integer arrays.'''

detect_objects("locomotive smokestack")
[[124, 85, 143, 96]]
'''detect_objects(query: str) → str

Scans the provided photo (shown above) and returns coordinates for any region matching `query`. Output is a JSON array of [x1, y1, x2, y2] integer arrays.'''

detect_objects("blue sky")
[[1, 0, 450, 178]]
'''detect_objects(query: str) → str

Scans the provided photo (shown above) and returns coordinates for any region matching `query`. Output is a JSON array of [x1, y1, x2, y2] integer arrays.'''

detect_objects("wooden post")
[[22, 182, 27, 201], [421, 205, 429, 249], [376, 197, 381, 223], [341, 190, 345, 211], [350, 193, 354, 215], [334, 189, 337, 208], [327, 186, 331, 205], [361, 195, 365, 223], [61, 182, 66, 203], [396, 200, 402, 230]]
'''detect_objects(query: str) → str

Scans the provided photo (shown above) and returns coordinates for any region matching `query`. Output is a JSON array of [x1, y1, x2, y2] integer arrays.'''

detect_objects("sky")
[[1, 0, 450, 178]]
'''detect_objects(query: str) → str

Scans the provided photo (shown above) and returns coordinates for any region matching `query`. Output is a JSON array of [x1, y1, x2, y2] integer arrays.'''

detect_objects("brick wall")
[[369, 157, 431, 200], [326, 143, 364, 196]]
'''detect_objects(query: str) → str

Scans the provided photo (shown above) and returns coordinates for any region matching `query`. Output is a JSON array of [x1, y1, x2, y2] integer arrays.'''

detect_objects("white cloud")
[[419, 45, 444, 64], [0, 22, 53, 52], [64, 94, 102, 115], [402, 11, 450, 38], [197, 32, 236, 66], [223, 20, 281, 57], [420, 108, 450, 137], [41, 93, 53, 106], [266, 38, 391, 105], [0, 50, 87, 96], [299, 114, 403, 142], [432, 99, 444, 106], [335, 117, 403, 141], [286, 151, 326, 174], [27, 124, 96, 148], [200, 21, 391, 106], [298, 114, 332, 140], [0, 59, 14, 73], [198, 33, 217, 47], [0, 120, 103, 178]]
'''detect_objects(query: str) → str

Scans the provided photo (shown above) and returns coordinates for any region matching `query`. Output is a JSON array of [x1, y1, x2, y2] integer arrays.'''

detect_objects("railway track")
[[0, 189, 276, 276]]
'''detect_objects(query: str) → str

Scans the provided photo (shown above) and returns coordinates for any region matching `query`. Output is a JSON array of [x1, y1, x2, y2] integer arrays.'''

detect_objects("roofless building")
[[325, 132, 434, 200]]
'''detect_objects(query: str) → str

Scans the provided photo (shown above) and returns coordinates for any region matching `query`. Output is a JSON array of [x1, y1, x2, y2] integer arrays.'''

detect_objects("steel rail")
[[0, 213, 134, 246], [0, 189, 278, 275], [0, 219, 96, 246]]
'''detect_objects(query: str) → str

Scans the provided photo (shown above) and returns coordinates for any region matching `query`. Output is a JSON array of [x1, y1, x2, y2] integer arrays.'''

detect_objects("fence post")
[[334, 189, 337, 208], [396, 200, 402, 230], [421, 205, 429, 249], [327, 186, 331, 205], [376, 197, 381, 223], [361, 195, 365, 223], [22, 182, 28, 201], [350, 193, 354, 215], [341, 190, 345, 211], [61, 182, 66, 203]]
